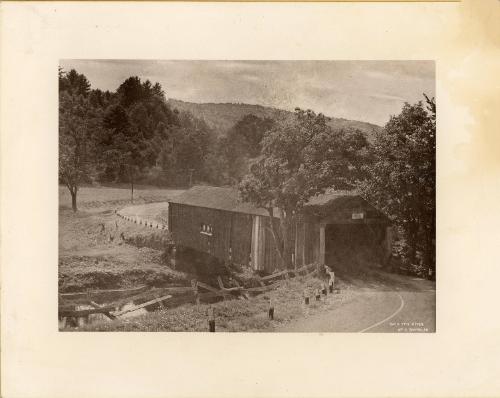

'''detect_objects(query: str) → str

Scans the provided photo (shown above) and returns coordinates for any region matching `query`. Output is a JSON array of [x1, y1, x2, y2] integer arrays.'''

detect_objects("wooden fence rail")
[[59, 285, 149, 300], [59, 305, 117, 318], [113, 295, 172, 316], [59, 263, 323, 322]]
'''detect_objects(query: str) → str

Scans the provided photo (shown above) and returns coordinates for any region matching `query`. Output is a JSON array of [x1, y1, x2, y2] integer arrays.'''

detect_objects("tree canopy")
[[361, 96, 435, 272], [59, 72, 103, 211], [59, 68, 219, 209], [239, 108, 370, 268]]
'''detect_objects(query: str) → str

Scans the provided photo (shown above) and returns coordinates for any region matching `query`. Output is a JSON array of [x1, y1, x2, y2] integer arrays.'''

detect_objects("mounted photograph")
[[58, 60, 436, 332]]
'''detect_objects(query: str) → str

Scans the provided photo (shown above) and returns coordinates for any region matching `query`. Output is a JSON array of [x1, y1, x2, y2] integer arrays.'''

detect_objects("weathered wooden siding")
[[169, 203, 252, 266], [295, 222, 305, 266], [250, 216, 280, 273], [304, 222, 320, 264], [170, 200, 380, 274], [261, 217, 279, 273], [252, 217, 304, 272], [230, 212, 253, 265], [251, 216, 264, 271]]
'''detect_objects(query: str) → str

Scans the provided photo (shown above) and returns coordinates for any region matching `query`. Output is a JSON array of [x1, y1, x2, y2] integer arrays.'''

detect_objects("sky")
[[60, 60, 435, 126]]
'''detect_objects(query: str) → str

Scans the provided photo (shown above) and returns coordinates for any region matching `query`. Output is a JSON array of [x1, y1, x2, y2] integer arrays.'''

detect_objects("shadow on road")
[[336, 267, 435, 293]]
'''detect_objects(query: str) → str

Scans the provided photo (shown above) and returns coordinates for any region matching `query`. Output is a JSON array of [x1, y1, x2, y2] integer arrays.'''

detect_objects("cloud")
[[59, 60, 435, 126], [368, 93, 406, 102]]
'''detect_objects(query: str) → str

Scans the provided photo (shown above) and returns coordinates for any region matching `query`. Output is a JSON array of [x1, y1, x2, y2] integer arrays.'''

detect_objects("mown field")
[[59, 185, 184, 210], [59, 185, 185, 293]]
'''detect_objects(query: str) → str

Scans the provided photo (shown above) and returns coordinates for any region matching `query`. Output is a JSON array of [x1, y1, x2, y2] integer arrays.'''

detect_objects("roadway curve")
[[278, 272, 436, 333]]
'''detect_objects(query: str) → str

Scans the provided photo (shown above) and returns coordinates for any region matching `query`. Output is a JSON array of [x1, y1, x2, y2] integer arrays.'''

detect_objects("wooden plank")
[[113, 295, 172, 317], [217, 276, 225, 290], [106, 288, 163, 309], [161, 286, 195, 294], [59, 305, 116, 317], [60, 285, 148, 300], [217, 276, 243, 292], [105, 286, 191, 310], [261, 269, 289, 281], [89, 301, 116, 320], [250, 216, 257, 270], [196, 281, 220, 294]]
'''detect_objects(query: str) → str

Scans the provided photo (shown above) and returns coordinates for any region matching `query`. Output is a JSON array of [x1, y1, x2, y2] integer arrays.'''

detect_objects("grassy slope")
[[79, 275, 356, 332], [59, 186, 186, 292]]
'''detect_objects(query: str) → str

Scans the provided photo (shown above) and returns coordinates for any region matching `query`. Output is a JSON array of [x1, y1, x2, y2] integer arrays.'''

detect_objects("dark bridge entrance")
[[324, 223, 388, 269]]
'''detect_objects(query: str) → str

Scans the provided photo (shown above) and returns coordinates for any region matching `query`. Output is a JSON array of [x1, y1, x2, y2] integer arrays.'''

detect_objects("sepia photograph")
[[58, 60, 436, 332], [3, 0, 500, 396]]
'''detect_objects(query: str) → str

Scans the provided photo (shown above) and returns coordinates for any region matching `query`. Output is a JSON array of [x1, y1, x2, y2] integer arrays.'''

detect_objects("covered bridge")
[[168, 185, 392, 273]]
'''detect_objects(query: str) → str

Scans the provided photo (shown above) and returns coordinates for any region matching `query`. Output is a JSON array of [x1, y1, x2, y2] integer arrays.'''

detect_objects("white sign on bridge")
[[352, 212, 364, 220]]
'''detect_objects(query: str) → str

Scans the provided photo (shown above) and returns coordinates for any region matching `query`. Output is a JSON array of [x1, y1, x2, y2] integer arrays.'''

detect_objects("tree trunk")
[[265, 207, 296, 270], [280, 213, 294, 270], [71, 189, 77, 212], [267, 208, 285, 268], [130, 179, 134, 204], [282, 233, 294, 269]]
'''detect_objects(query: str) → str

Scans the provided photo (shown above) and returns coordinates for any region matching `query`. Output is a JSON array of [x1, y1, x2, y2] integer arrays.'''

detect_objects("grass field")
[[59, 185, 184, 210], [59, 185, 186, 293]]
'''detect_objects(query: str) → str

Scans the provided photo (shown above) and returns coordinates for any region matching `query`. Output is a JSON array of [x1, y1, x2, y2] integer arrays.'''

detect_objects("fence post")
[[304, 289, 310, 305], [268, 298, 274, 320], [208, 307, 215, 332]]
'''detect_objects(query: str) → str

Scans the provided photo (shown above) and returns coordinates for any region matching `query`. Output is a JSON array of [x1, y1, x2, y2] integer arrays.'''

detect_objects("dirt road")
[[277, 271, 436, 333]]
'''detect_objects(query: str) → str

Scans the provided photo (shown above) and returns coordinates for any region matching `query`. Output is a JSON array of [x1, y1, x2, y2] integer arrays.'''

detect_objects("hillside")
[[168, 99, 383, 141]]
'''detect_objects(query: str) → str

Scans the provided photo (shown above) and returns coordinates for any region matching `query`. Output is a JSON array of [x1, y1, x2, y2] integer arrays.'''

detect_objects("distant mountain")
[[168, 99, 383, 141]]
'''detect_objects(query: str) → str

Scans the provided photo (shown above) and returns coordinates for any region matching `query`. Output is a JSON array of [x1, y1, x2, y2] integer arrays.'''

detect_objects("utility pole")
[[188, 168, 194, 187]]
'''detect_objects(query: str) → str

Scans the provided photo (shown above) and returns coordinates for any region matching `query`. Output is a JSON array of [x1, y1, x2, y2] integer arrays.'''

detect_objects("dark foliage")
[[360, 96, 435, 275]]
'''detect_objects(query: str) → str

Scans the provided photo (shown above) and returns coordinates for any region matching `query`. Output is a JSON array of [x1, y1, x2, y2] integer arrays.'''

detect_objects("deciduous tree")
[[59, 91, 101, 211], [239, 108, 369, 269], [361, 96, 435, 274]]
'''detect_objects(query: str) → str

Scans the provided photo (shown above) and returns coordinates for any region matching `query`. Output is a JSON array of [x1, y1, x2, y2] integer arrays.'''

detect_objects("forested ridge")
[[59, 68, 435, 275], [168, 98, 383, 141]]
